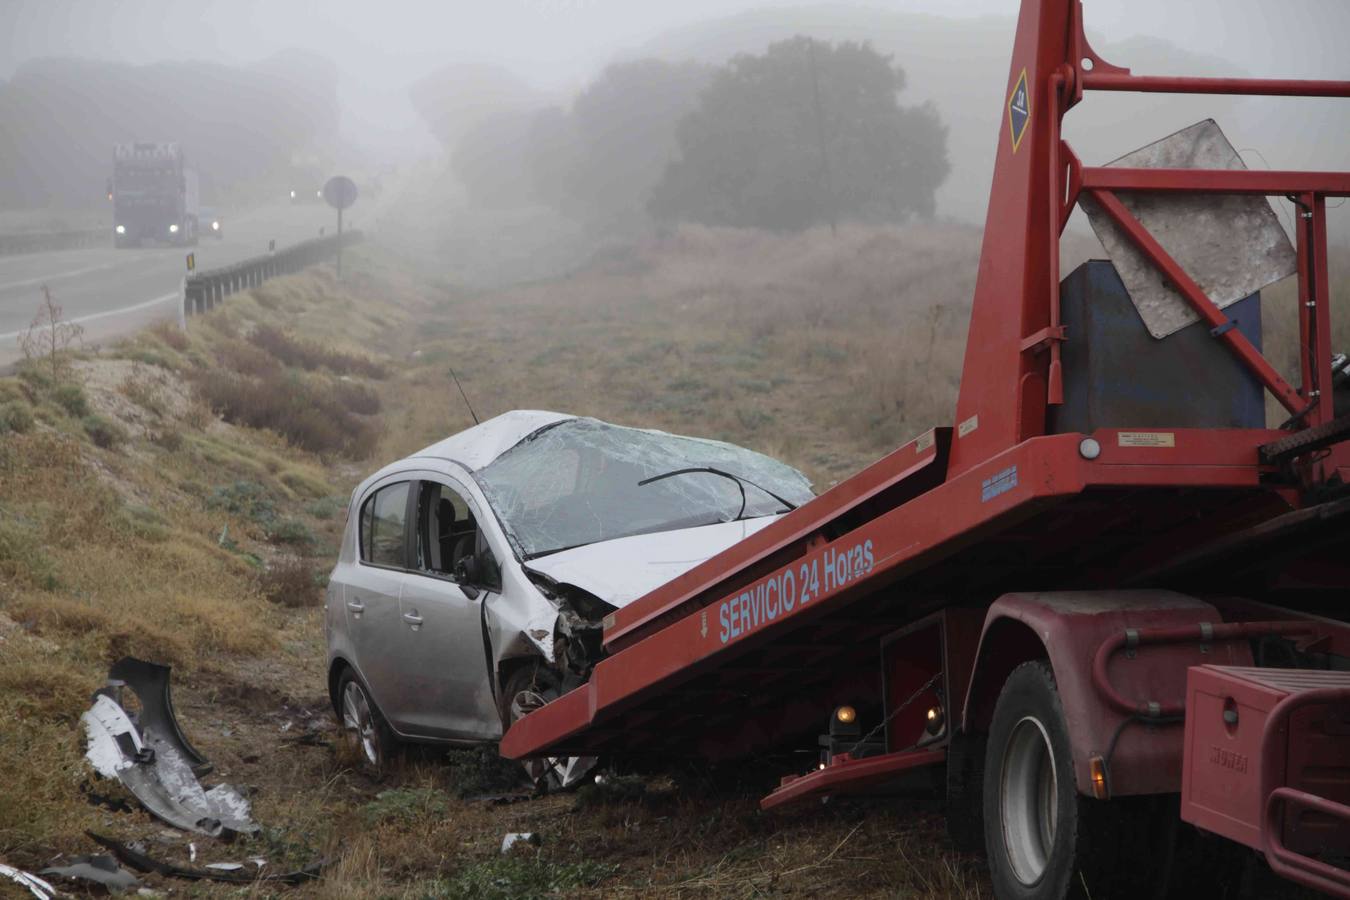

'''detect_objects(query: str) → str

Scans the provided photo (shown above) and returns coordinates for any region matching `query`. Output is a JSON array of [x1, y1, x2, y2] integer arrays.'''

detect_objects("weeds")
[[429, 857, 618, 900], [208, 480, 278, 528], [256, 557, 324, 607], [0, 401, 34, 435], [270, 517, 316, 548], [359, 787, 449, 827], [306, 495, 347, 520], [18, 286, 84, 380], [81, 414, 126, 449], [52, 382, 88, 417]]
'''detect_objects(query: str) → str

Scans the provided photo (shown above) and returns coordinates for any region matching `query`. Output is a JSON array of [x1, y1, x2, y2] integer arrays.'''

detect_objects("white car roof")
[[409, 409, 573, 472]]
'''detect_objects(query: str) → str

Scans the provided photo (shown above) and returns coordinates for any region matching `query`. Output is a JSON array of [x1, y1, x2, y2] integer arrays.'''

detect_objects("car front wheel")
[[500, 663, 595, 790]]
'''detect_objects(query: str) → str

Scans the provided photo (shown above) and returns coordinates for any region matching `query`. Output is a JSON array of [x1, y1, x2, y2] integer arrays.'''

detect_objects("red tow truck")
[[502, 1, 1350, 896]]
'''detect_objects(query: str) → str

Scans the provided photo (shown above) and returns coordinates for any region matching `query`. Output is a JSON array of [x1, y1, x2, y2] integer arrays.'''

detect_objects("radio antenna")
[[448, 367, 480, 426]]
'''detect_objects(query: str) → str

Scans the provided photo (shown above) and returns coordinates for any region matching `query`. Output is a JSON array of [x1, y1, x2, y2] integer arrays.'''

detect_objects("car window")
[[475, 418, 815, 558], [415, 481, 478, 578], [360, 482, 410, 567]]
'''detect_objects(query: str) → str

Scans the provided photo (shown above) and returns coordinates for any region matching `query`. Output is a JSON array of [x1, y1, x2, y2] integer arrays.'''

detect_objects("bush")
[[193, 369, 380, 459], [0, 402, 35, 435], [256, 557, 323, 607], [269, 517, 315, 548], [214, 339, 281, 378], [82, 414, 126, 449], [306, 495, 346, 520], [251, 325, 388, 378], [207, 480, 277, 528], [52, 383, 88, 417]]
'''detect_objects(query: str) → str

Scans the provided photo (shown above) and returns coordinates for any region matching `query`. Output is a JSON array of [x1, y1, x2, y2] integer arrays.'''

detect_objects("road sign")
[[186, 253, 195, 272], [322, 176, 358, 211]]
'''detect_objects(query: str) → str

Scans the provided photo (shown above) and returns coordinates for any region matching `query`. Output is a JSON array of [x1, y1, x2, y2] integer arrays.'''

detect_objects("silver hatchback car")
[[326, 411, 813, 785]]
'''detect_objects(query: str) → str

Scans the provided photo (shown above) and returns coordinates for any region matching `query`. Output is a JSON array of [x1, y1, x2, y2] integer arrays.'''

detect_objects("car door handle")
[[402, 612, 423, 626]]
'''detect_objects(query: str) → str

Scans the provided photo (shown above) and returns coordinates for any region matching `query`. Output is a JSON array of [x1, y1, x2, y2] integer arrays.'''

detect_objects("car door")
[[345, 478, 413, 723], [391, 477, 501, 741]]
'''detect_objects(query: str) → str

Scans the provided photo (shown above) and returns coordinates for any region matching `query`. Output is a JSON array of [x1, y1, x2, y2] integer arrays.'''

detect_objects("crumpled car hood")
[[523, 516, 778, 609]]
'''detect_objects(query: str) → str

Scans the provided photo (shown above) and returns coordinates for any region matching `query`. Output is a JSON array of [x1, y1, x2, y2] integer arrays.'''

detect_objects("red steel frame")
[[503, 5, 1350, 887]]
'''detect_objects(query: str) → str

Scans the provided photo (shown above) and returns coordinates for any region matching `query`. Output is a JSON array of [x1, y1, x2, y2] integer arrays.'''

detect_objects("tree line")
[[441, 37, 951, 232]]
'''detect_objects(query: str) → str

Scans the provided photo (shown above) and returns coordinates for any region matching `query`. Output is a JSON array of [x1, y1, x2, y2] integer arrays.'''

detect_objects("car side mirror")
[[455, 554, 481, 586], [454, 550, 501, 597]]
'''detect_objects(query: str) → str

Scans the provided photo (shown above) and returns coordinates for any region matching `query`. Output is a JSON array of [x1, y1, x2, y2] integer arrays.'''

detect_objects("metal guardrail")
[[0, 228, 107, 257], [181, 231, 362, 318]]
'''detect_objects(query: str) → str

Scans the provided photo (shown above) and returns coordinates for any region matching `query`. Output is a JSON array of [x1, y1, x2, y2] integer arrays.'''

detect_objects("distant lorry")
[[110, 142, 199, 248]]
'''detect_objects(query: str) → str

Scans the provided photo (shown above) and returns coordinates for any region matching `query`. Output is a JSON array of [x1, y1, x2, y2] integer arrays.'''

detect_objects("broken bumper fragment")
[[82, 658, 258, 838]]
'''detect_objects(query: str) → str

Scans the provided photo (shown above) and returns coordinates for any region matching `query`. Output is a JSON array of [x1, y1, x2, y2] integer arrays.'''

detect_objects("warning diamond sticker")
[[1008, 68, 1030, 153]]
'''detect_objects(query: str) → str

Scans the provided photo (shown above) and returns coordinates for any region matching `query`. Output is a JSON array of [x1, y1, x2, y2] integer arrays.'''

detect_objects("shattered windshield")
[[475, 418, 814, 558]]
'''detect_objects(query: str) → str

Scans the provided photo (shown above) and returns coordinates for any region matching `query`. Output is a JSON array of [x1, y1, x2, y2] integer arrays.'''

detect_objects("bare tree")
[[18, 286, 84, 380]]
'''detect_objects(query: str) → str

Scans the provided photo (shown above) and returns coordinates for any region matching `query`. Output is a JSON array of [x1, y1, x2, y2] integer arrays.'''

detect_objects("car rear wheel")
[[338, 669, 396, 774], [983, 661, 1168, 900]]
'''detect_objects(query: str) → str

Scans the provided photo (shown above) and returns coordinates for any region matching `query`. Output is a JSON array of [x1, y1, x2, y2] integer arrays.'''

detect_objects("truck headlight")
[[169, 224, 179, 234], [115, 225, 125, 234], [211, 221, 220, 230], [290, 190, 296, 199]]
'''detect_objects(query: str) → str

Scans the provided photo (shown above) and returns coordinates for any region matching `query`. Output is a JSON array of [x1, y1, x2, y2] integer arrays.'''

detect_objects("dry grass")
[[258, 556, 325, 608]]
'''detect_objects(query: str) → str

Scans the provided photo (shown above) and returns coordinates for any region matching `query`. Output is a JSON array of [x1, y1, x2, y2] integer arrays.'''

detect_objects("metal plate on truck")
[[1081, 119, 1296, 339]]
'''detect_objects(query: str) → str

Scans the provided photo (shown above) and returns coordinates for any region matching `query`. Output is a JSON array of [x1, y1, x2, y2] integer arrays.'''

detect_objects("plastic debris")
[[0, 863, 57, 899], [87, 832, 322, 886], [501, 832, 542, 853], [40, 854, 141, 893], [82, 660, 258, 838]]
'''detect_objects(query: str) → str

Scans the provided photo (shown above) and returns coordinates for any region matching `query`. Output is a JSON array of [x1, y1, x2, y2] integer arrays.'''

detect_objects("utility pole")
[[807, 38, 838, 237]]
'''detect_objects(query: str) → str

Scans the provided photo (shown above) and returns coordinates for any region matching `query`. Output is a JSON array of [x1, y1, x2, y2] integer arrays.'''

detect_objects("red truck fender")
[[959, 590, 1253, 797]]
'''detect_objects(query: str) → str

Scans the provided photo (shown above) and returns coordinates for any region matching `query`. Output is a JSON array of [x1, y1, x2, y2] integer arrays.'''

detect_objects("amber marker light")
[[1089, 755, 1109, 799]]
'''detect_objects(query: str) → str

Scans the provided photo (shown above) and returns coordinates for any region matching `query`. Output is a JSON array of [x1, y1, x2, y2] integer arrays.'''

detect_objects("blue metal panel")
[[1050, 261, 1265, 434]]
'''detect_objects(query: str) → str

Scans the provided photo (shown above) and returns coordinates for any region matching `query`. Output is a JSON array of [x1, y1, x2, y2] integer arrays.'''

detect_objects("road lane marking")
[[0, 291, 179, 342], [0, 257, 144, 292]]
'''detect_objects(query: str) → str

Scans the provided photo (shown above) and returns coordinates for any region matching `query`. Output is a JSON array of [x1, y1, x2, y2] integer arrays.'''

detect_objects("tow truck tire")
[[337, 668, 397, 775], [983, 661, 1164, 900]]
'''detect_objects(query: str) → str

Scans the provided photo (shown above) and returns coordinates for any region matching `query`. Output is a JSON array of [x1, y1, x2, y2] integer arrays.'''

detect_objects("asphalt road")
[[0, 202, 340, 368]]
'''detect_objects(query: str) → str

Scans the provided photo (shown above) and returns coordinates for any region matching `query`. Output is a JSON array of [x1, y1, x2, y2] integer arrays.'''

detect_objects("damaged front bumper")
[[82, 657, 257, 838]]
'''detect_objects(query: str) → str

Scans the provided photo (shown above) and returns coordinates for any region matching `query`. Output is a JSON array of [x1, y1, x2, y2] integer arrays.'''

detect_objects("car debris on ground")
[[0, 863, 58, 900], [72, 657, 327, 888], [88, 833, 323, 886], [39, 854, 141, 893], [82, 686, 257, 838]]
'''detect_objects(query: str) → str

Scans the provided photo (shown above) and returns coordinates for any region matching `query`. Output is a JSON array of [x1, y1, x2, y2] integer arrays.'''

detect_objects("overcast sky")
[[6, 0, 1349, 85], [4, 0, 1347, 159]]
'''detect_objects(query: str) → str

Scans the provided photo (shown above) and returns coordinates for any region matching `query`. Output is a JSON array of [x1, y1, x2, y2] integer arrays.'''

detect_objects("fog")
[[3, 0, 1348, 235]]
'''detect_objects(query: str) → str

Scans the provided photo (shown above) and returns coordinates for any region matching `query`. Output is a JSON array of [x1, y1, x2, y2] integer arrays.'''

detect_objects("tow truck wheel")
[[983, 662, 1162, 900], [338, 669, 397, 774]]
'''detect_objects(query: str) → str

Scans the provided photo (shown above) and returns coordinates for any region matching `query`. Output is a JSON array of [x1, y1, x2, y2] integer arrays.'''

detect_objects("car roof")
[[408, 409, 573, 472]]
